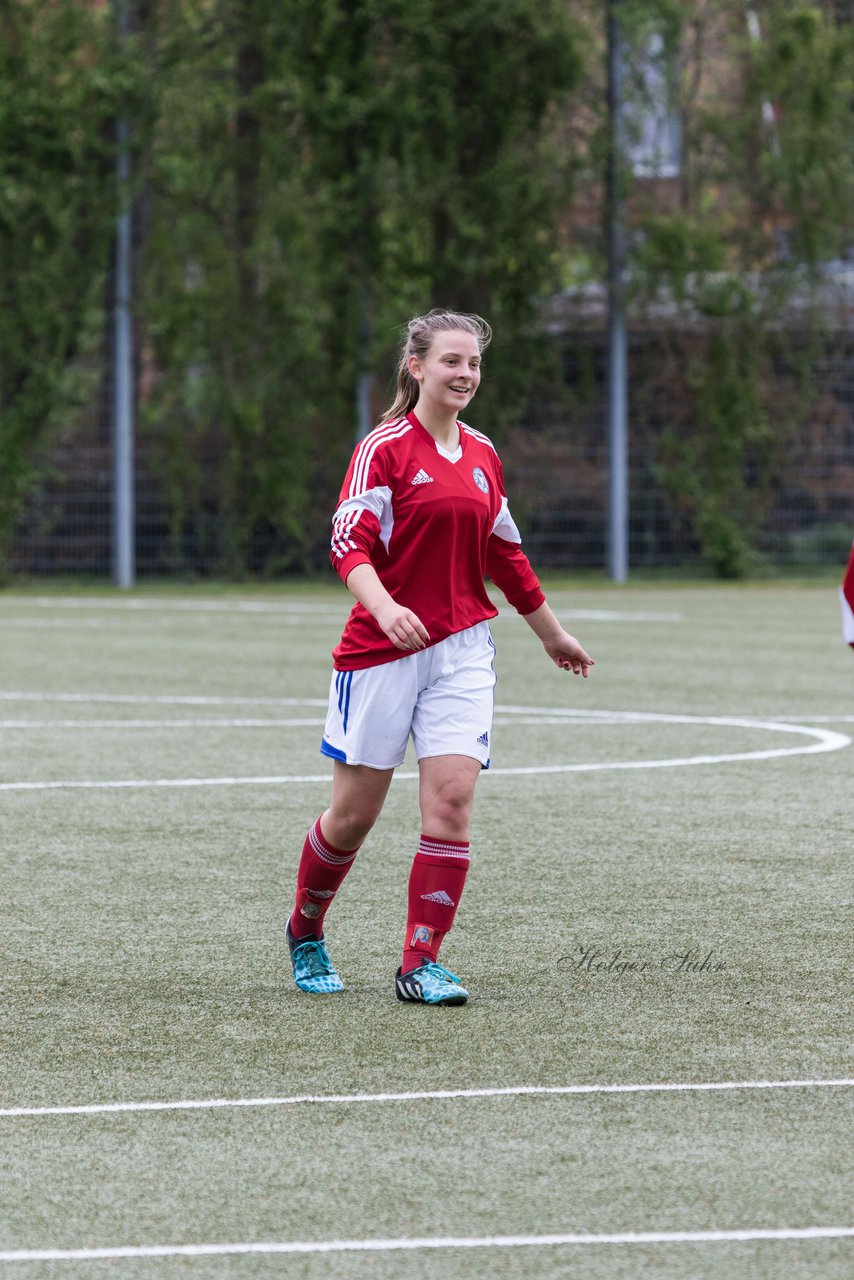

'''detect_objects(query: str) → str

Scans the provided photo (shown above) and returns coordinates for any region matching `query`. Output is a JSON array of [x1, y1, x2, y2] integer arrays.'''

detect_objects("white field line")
[[0, 716, 656, 731], [766, 714, 854, 723], [487, 718, 850, 777], [0, 616, 342, 629], [0, 596, 682, 623], [2, 1078, 851, 1120], [0, 597, 345, 616], [0, 704, 848, 789], [0, 733, 848, 791], [0, 1226, 851, 1262], [4, 714, 844, 729], [0, 692, 329, 706], [0, 719, 325, 730], [541, 608, 683, 622], [0, 775, 329, 792], [0, 693, 847, 721]]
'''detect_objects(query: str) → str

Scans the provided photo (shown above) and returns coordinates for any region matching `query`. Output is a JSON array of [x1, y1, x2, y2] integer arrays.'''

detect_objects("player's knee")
[[425, 783, 473, 837], [324, 807, 379, 850]]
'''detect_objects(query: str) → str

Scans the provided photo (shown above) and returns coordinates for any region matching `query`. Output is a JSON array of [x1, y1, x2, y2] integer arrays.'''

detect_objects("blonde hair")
[[382, 309, 492, 422]]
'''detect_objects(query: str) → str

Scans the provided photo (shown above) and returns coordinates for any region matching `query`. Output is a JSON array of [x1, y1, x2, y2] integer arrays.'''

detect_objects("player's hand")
[[374, 601, 431, 652], [543, 631, 595, 677]]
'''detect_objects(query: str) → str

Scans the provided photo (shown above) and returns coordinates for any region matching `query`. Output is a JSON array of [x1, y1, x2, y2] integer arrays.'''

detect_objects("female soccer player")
[[286, 309, 594, 1005]]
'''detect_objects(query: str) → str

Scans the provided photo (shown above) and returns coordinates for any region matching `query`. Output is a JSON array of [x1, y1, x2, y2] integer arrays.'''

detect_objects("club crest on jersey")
[[472, 466, 489, 494]]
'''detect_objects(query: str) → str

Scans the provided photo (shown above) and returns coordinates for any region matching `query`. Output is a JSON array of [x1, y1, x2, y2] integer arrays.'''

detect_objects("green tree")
[[140, 0, 582, 573], [140, 0, 328, 572], [624, 0, 854, 575], [0, 1, 133, 568], [379, 0, 583, 421]]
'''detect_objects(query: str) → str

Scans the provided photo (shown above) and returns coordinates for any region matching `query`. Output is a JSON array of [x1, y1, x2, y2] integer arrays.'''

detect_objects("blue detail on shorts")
[[482, 756, 490, 771], [334, 670, 354, 732], [320, 737, 347, 763], [342, 670, 353, 733]]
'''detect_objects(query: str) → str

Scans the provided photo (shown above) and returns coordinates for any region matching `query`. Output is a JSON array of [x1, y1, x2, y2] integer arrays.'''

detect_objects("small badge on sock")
[[300, 901, 322, 919], [410, 924, 435, 948]]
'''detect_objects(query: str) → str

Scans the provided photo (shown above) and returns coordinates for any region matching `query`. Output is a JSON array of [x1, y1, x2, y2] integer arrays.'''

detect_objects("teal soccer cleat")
[[395, 961, 469, 1006], [285, 918, 345, 994]]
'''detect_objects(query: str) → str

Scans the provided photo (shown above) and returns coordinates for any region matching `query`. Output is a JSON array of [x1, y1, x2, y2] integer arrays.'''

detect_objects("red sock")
[[290, 817, 359, 940], [402, 835, 470, 973]]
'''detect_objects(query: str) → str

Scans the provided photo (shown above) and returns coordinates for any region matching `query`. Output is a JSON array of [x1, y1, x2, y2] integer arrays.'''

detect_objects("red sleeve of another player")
[[486, 536, 545, 615], [842, 540, 854, 648]]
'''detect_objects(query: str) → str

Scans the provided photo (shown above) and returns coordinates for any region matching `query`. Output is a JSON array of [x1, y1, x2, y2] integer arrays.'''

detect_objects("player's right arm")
[[329, 427, 429, 652], [344, 563, 430, 653]]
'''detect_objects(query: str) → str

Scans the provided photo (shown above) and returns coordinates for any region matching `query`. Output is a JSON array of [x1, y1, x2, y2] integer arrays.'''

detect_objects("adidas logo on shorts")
[[420, 889, 455, 906], [477, 731, 489, 746], [411, 468, 434, 485]]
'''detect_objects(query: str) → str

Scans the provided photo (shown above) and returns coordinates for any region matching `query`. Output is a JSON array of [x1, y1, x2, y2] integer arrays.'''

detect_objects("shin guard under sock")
[[402, 834, 470, 973], [290, 817, 359, 940]]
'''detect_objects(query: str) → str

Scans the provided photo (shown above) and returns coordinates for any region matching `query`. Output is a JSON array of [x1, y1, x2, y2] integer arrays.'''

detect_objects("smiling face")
[[409, 329, 483, 422]]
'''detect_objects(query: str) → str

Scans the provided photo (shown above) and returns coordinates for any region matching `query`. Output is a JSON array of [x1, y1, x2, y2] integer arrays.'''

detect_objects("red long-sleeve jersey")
[[329, 411, 544, 669]]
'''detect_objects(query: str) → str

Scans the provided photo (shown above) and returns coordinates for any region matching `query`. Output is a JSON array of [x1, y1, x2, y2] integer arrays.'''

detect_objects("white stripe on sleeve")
[[461, 424, 497, 453], [350, 419, 411, 498], [331, 486, 394, 560], [491, 496, 522, 545]]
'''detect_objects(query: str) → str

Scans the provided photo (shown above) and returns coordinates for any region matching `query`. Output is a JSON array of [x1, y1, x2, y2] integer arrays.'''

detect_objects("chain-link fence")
[[505, 279, 854, 572], [9, 281, 854, 579]]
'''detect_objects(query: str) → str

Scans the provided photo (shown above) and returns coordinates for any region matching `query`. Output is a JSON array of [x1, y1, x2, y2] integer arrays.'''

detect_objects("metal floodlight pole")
[[606, 0, 629, 583], [111, 0, 135, 588]]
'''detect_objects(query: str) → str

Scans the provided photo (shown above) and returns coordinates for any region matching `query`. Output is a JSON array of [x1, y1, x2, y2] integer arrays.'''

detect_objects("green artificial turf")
[[0, 583, 851, 1279]]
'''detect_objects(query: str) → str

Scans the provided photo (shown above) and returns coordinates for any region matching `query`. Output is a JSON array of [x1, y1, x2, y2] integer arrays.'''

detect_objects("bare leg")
[[417, 754, 481, 840], [320, 759, 395, 850]]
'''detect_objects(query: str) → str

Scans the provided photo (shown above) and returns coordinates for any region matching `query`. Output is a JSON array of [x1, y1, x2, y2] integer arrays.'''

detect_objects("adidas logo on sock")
[[477, 731, 489, 746], [411, 468, 434, 485], [420, 889, 455, 906]]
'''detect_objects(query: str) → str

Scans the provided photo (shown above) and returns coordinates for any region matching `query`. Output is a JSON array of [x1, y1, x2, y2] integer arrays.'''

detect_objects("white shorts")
[[321, 621, 496, 770]]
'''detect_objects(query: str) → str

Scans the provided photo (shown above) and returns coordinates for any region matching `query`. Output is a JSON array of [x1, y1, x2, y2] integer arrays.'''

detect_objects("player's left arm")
[[485, 536, 595, 676], [521, 601, 595, 677], [483, 451, 594, 675]]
